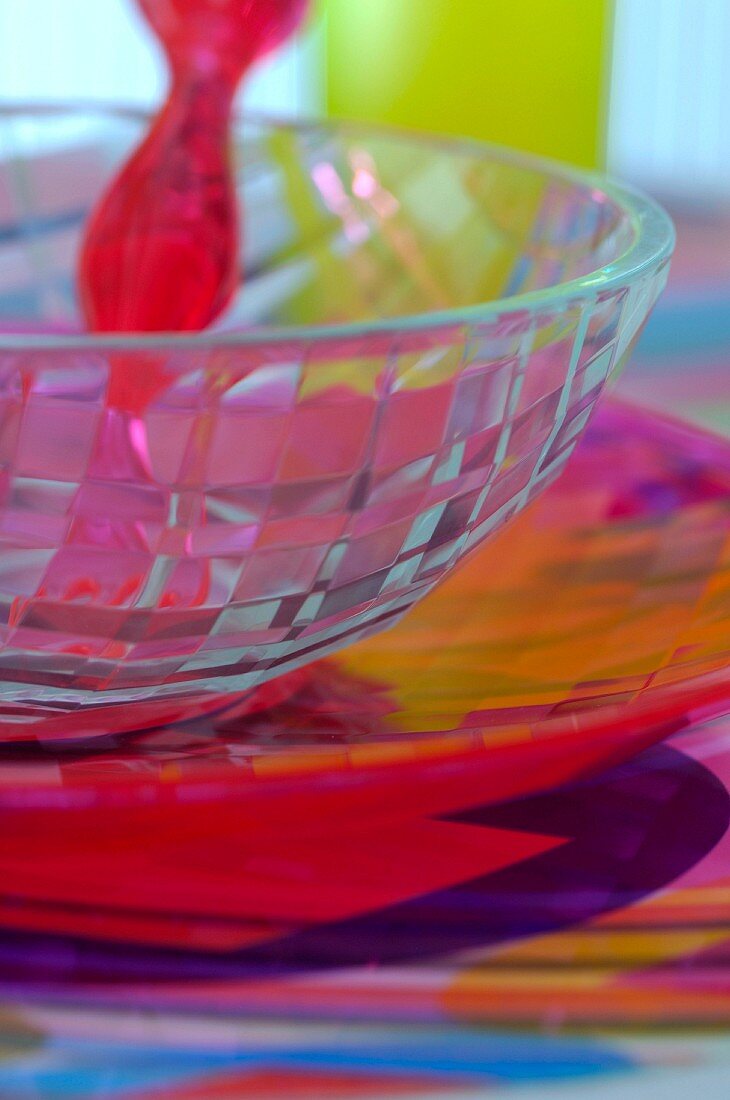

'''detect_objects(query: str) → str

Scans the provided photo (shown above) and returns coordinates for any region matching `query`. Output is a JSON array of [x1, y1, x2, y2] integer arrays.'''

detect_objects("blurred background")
[[0, 0, 727, 426], [2, 0, 729, 193]]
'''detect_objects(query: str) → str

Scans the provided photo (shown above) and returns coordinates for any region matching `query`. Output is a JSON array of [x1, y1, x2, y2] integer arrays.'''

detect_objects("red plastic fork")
[[78, 0, 309, 340]]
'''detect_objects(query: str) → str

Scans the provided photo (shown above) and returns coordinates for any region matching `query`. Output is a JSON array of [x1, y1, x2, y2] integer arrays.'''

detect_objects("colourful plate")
[[0, 716, 727, 1031], [0, 398, 728, 841]]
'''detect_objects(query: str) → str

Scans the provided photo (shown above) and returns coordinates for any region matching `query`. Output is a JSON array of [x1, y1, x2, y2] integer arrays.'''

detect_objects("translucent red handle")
[[78, 0, 309, 335]]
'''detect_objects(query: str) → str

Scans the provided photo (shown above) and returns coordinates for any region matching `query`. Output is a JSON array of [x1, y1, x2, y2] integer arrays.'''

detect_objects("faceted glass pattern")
[[0, 107, 673, 742]]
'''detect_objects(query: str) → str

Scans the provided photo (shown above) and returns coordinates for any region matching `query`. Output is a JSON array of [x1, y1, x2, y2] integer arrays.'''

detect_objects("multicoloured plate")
[[0, 397, 728, 836], [0, 396, 728, 1100]]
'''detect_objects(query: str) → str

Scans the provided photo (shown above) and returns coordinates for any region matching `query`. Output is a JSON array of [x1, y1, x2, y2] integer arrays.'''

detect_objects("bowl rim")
[[0, 100, 675, 352]]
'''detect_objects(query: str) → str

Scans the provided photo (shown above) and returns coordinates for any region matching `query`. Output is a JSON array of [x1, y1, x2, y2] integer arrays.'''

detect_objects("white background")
[[0, 0, 322, 115]]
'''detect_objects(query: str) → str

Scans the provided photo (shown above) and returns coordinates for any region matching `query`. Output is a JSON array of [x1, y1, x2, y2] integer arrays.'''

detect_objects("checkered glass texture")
[[0, 109, 671, 740]]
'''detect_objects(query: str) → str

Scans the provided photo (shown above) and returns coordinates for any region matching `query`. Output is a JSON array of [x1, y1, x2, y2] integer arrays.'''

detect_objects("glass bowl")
[[0, 104, 673, 743]]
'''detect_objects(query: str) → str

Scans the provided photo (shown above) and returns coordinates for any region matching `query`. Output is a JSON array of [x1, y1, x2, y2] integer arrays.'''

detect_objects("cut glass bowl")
[[0, 105, 673, 742]]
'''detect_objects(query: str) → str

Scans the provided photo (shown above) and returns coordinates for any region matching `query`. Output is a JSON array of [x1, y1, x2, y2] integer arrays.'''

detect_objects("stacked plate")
[[0, 395, 728, 1098]]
